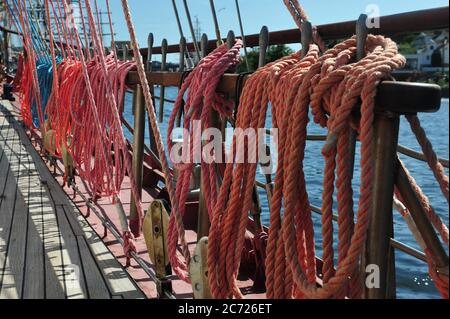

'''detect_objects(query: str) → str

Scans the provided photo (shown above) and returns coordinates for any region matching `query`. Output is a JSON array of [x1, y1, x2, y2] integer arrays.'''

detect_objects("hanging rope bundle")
[[207, 31, 407, 298], [283, 0, 326, 52], [69, 54, 137, 200], [166, 40, 243, 281], [207, 47, 319, 299], [17, 53, 35, 127], [3, 0, 48, 129], [58, 0, 145, 262], [4, 0, 146, 264], [283, 35, 405, 299], [45, 59, 79, 156], [5, 0, 56, 116]]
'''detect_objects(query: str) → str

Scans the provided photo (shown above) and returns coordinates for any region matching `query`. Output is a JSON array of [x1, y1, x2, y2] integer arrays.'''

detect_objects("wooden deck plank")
[[41, 192, 68, 299], [51, 201, 93, 299], [20, 137, 144, 299], [0, 170, 20, 298], [75, 237, 113, 299], [22, 206, 45, 299], [0, 109, 24, 299], [11, 115, 144, 299], [0, 148, 19, 298], [0, 117, 30, 299], [4, 112, 66, 299], [0, 101, 145, 299]]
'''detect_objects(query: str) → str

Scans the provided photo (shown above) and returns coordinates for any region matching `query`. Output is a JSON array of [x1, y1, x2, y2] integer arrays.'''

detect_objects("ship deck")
[[0, 100, 145, 299]]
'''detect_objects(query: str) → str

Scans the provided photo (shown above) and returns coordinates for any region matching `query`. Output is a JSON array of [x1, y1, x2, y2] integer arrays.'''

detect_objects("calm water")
[[123, 88, 448, 299]]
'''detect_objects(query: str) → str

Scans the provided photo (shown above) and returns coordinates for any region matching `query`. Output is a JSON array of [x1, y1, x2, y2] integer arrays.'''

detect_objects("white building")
[[404, 31, 449, 72]]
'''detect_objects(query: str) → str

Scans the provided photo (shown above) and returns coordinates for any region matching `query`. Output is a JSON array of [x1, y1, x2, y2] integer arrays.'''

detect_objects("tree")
[[395, 33, 420, 55], [237, 44, 294, 73]]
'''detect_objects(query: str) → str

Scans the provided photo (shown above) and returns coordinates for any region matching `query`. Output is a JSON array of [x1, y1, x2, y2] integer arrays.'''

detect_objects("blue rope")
[[30, 56, 62, 128], [4, 0, 63, 127]]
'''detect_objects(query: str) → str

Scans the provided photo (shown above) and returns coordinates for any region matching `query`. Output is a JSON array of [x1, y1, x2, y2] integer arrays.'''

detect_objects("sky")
[[97, 0, 448, 61]]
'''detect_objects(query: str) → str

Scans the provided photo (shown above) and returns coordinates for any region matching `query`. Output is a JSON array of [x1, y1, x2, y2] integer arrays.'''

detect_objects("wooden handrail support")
[[126, 71, 442, 114]]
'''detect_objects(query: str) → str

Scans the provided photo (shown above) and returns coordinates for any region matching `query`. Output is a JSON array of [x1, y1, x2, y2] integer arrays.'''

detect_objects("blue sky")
[[98, 0, 449, 61]]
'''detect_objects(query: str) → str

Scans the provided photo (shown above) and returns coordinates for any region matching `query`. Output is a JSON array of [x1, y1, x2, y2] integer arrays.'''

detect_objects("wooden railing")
[[6, 5, 445, 299], [139, 6, 449, 55], [121, 6, 449, 299]]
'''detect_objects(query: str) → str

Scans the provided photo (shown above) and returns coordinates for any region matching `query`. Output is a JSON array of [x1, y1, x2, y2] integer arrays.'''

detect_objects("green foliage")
[[267, 44, 294, 61], [395, 32, 420, 55], [237, 44, 294, 73], [237, 50, 258, 73], [427, 73, 449, 88], [398, 42, 417, 55]]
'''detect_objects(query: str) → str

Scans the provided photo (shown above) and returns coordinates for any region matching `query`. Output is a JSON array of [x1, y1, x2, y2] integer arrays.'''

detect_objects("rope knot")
[[123, 230, 137, 267]]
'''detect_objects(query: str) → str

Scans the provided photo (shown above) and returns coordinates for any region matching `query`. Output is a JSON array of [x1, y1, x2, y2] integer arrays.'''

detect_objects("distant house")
[[403, 31, 449, 72]]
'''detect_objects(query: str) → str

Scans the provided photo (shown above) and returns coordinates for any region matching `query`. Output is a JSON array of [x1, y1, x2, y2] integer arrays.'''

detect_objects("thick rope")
[[282, 0, 326, 52], [207, 35, 405, 299], [406, 115, 449, 202], [119, 0, 192, 281], [166, 40, 243, 281]]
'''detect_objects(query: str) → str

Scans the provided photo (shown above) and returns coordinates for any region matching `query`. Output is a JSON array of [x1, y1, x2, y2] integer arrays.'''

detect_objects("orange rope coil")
[[208, 35, 406, 299]]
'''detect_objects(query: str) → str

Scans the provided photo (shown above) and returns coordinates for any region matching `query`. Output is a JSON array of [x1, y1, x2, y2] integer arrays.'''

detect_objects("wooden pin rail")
[[126, 71, 442, 114]]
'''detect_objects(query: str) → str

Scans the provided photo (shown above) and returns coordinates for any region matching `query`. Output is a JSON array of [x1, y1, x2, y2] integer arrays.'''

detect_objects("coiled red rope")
[[207, 34, 406, 299], [166, 40, 243, 281]]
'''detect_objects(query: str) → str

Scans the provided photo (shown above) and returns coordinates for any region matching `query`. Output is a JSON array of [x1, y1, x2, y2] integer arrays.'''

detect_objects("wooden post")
[[301, 21, 312, 57], [359, 12, 396, 299], [364, 113, 399, 299], [350, 14, 367, 175], [176, 36, 186, 127], [258, 26, 269, 68], [147, 33, 158, 155], [201, 33, 209, 59], [158, 39, 168, 123], [129, 85, 145, 235], [3, 30, 9, 72], [255, 26, 271, 228], [179, 36, 187, 72], [122, 43, 129, 61], [147, 33, 154, 72]]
